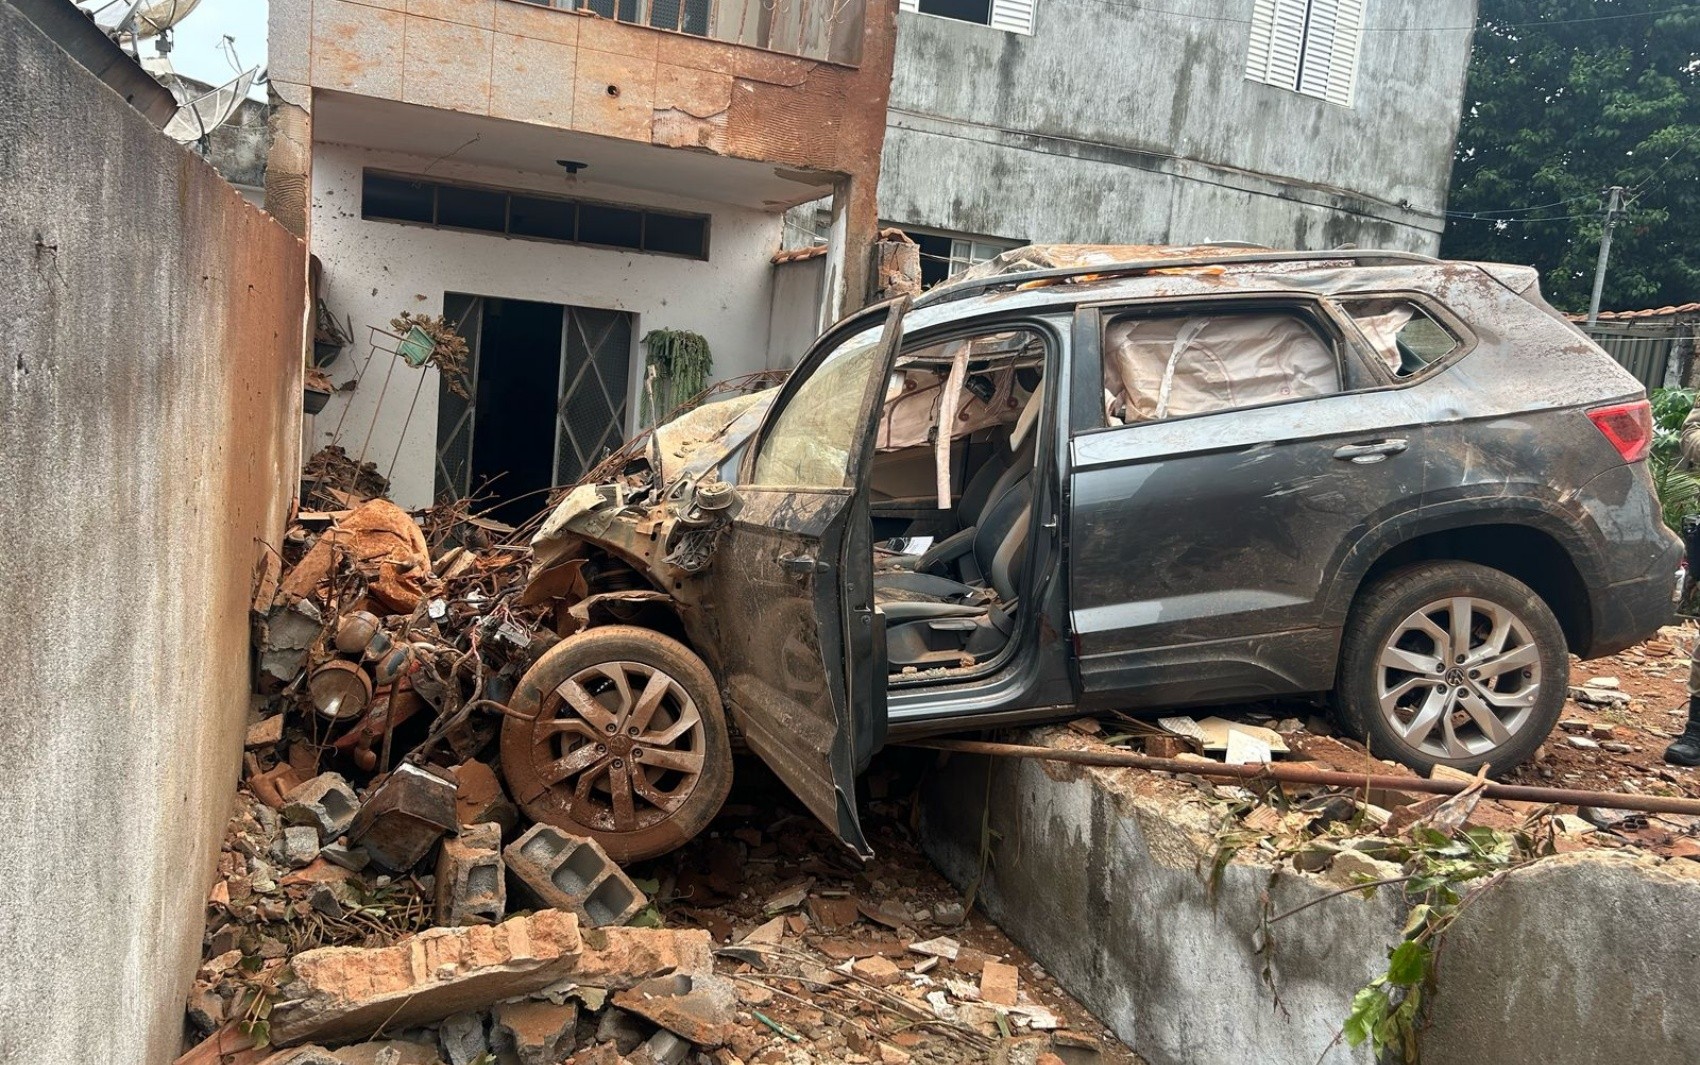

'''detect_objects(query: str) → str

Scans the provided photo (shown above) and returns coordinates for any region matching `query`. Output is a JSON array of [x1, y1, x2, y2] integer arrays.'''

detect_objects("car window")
[[1341, 298, 1461, 378], [1101, 311, 1340, 425], [751, 323, 886, 488]]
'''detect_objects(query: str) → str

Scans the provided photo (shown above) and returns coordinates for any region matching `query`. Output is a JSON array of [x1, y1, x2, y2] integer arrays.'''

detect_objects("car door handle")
[[1333, 439, 1408, 464], [778, 552, 827, 574]]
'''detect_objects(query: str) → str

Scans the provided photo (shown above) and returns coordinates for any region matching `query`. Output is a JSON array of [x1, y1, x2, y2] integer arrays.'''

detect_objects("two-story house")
[[853, 0, 1476, 284], [266, 0, 896, 512]]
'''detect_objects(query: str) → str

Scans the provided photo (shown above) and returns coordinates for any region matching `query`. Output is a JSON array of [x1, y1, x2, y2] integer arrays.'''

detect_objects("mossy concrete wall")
[[918, 745, 1700, 1065]]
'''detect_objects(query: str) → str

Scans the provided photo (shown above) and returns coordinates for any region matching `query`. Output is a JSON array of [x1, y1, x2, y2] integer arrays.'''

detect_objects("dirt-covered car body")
[[519, 246, 1680, 857]]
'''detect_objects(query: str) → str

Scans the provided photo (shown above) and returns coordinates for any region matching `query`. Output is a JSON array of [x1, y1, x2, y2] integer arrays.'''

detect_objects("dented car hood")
[[527, 388, 777, 591], [647, 387, 775, 487]]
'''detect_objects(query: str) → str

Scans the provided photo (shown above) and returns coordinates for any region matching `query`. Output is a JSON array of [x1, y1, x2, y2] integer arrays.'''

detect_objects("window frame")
[[1329, 290, 1479, 390], [897, 0, 1034, 35], [1070, 292, 1364, 437], [359, 169, 712, 262], [1244, 0, 1364, 107]]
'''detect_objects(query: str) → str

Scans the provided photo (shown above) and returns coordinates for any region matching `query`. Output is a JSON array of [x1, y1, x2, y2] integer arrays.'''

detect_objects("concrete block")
[[283, 773, 360, 842], [437, 1011, 487, 1065], [434, 822, 505, 927], [348, 763, 457, 873], [504, 824, 646, 927], [278, 825, 321, 869]]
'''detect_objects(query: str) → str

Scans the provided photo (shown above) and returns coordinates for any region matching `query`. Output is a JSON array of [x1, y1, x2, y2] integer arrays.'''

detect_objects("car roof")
[[912, 244, 1443, 310], [894, 245, 1542, 338]]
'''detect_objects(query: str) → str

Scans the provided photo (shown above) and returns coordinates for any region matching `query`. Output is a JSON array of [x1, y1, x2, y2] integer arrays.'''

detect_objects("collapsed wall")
[[918, 735, 1700, 1065], [0, 8, 306, 1062]]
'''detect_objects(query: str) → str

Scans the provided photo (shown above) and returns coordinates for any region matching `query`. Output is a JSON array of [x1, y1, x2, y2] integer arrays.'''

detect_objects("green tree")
[[1440, 0, 1700, 313]]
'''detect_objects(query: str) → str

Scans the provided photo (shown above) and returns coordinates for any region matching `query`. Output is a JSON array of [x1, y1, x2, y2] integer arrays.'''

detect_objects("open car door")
[[710, 299, 908, 857]]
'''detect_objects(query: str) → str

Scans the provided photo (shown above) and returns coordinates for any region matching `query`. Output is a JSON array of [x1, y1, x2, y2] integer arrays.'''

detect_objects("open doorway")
[[435, 294, 635, 525]]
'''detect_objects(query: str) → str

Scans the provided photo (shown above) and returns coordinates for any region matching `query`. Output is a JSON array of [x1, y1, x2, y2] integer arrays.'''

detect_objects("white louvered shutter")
[[989, 0, 1034, 34], [1319, 0, 1363, 106], [1245, 0, 1306, 90]]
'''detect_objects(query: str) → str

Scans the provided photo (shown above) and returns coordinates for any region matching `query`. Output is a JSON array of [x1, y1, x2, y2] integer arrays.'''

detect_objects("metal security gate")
[[435, 295, 634, 500], [556, 307, 634, 484]]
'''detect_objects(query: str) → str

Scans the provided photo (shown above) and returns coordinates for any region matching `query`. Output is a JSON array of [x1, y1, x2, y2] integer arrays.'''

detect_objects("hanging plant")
[[640, 328, 713, 425]]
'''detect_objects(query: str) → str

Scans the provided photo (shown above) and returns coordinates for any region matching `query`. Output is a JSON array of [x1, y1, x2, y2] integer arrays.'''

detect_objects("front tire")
[[501, 625, 732, 862], [1335, 562, 1567, 776]]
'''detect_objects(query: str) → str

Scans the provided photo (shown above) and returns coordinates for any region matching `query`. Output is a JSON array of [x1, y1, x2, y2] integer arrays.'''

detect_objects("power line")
[[1445, 211, 1602, 224], [1386, 3, 1700, 32], [1443, 192, 1600, 218], [1627, 127, 1700, 199], [1060, 1, 1700, 33]]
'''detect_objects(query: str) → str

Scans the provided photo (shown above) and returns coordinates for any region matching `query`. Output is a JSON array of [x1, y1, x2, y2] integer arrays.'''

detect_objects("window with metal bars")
[[362, 171, 711, 260], [1244, 0, 1363, 107]]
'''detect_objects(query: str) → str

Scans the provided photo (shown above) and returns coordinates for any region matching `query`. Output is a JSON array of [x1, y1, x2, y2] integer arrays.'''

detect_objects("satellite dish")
[[163, 65, 258, 145], [78, 0, 203, 39]]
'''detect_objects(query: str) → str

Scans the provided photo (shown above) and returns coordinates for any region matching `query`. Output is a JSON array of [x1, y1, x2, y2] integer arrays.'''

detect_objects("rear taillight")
[[1587, 399, 1653, 463]]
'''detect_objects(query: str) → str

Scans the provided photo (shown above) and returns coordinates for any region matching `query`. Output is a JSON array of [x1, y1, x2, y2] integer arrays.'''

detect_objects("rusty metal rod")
[[902, 737, 1700, 817]]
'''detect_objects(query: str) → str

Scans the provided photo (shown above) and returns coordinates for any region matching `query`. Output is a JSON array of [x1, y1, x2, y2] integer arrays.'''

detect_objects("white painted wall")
[[310, 141, 785, 508]]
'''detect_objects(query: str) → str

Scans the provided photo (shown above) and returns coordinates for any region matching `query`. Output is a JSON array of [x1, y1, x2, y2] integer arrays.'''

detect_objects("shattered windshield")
[[750, 323, 885, 488]]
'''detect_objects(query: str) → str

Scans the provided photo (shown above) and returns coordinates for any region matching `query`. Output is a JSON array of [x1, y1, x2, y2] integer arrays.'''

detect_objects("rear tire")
[[1335, 562, 1567, 777], [501, 625, 732, 862]]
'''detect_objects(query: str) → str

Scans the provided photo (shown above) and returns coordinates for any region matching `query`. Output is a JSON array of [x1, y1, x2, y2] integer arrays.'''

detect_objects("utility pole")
[[1586, 185, 1626, 327]]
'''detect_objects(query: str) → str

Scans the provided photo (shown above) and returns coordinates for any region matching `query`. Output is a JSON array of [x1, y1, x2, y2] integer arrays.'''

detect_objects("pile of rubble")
[[189, 451, 1132, 1065], [1046, 655, 1700, 882]]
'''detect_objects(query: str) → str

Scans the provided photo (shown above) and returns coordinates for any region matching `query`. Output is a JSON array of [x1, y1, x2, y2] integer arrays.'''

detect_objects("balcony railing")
[[511, 0, 865, 63]]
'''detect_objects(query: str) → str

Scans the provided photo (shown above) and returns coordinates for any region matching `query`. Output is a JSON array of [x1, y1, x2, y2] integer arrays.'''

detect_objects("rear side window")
[[1101, 311, 1340, 424], [1341, 299, 1461, 378]]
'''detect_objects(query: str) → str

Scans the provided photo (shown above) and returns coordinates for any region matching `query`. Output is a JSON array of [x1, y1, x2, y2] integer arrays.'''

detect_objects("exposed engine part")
[[308, 659, 373, 721], [334, 610, 381, 655]]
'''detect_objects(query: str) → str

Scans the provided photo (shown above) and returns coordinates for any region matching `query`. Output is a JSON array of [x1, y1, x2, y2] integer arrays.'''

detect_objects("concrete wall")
[[918, 743, 1700, 1065], [0, 9, 306, 1064], [309, 140, 787, 508], [879, 0, 1477, 252]]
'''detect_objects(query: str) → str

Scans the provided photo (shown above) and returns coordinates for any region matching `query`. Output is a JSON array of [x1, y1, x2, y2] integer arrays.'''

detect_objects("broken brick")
[[980, 960, 1019, 1006], [269, 911, 584, 1044], [613, 972, 740, 1047], [493, 993, 578, 1061], [250, 763, 307, 810], [851, 955, 901, 987], [806, 895, 859, 931], [451, 759, 518, 835]]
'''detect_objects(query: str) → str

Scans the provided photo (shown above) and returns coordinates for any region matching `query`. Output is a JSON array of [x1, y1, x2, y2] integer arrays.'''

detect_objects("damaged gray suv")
[[500, 245, 1679, 860]]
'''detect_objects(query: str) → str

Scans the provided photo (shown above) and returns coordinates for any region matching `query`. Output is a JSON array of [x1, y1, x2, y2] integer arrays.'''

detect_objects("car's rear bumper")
[[1585, 536, 1681, 657]]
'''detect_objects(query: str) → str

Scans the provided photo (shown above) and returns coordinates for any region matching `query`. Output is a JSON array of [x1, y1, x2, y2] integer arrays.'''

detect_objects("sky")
[[127, 0, 270, 91]]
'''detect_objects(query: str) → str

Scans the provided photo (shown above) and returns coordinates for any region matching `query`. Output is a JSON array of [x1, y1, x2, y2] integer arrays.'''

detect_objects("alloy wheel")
[[1375, 595, 1542, 760], [526, 660, 707, 834]]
